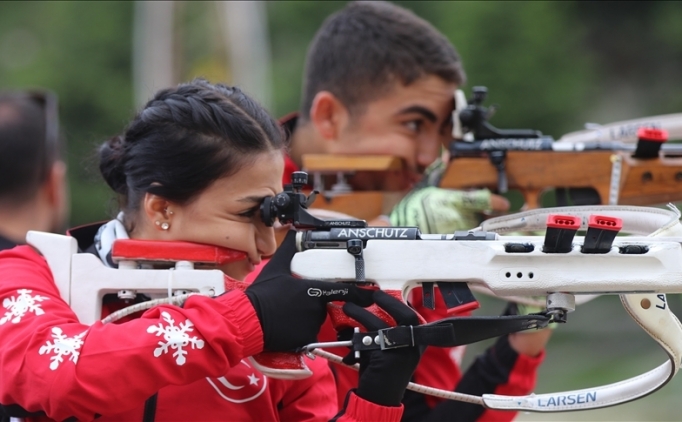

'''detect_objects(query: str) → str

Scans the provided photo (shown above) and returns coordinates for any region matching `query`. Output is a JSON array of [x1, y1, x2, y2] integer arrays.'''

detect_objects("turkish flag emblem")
[[206, 359, 268, 403]]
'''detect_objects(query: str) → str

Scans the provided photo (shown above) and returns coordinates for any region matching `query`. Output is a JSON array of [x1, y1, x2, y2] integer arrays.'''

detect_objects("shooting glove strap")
[[351, 314, 550, 351]]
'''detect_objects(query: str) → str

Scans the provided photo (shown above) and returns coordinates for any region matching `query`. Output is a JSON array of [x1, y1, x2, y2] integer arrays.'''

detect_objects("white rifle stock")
[[25, 231, 228, 326], [289, 205, 682, 412], [557, 113, 682, 144], [291, 230, 682, 299], [23, 204, 682, 412]]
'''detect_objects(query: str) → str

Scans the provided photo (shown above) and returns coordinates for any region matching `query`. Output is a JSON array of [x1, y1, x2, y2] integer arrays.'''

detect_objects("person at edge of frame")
[[0, 79, 422, 422], [247, 2, 553, 422], [0, 90, 69, 422], [0, 91, 69, 252]]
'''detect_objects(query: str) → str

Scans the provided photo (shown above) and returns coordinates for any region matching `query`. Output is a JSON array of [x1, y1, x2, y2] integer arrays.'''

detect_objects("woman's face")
[[158, 150, 284, 280]]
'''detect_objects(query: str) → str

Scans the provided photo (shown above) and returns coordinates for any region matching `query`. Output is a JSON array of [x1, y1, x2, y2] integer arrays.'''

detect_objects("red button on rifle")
[[633, 127, 668, 159], [544, 214, 581, 253], [582, 215, 623, 254]]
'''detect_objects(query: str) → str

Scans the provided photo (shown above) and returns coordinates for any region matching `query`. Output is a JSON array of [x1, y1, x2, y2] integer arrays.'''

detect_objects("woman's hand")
[[342, 291, 423, 407], [245, 230, 374, 352]]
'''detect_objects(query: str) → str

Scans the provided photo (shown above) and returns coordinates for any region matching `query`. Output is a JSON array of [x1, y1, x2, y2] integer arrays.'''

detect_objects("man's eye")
[[405, 120, 423, 133]]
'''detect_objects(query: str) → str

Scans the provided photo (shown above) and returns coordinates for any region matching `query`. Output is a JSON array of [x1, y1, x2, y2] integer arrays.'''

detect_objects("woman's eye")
[[239, 207, 258, 218]]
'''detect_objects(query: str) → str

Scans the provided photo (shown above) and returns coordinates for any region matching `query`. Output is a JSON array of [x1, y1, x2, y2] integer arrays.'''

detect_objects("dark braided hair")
[[99, 79, 284, 218]]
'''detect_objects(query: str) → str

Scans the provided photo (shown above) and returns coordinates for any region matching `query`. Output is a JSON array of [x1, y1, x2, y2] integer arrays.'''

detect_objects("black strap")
[[352, 313, 550, 351], [142, 393, 158, 422]]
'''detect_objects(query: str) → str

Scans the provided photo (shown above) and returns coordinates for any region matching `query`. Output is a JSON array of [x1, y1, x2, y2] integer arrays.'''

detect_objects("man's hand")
[[504, 299, 555, 357], [490, 193, 511, 212], [390, 186, 509, 233], [245, 231, 374, 352]]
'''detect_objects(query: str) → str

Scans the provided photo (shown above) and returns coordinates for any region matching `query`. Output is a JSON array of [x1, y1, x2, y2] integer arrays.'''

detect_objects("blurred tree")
[[393, 1, 595, 138], [1, 0, 681, 225], [267, 1, 347, 117], [0, 2, 681, 419], [572, 1, 682, 122]]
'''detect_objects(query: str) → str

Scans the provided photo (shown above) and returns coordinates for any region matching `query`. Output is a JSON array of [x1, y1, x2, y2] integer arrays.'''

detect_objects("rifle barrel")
[[450, 138, 682, 155]]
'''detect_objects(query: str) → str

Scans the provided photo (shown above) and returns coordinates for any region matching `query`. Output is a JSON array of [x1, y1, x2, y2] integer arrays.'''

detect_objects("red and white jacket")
[[0, 245, 404, 422]]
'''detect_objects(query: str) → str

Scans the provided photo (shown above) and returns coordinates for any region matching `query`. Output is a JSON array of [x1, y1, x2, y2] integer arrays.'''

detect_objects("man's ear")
[[309, 91, 350, 142], [44, 160, 69, 231]]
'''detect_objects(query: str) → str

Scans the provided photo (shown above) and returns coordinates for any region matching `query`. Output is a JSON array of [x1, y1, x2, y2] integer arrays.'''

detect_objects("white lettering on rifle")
[[336, 228, 410, 239], [536, 391, 597, 407], [328, 221, 353, 226], [608, 122, 661, 141], [479, 139, 545, 150]]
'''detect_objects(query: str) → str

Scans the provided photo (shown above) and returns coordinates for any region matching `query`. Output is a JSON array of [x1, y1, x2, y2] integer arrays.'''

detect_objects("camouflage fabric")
[[390, 186, 492, 233]]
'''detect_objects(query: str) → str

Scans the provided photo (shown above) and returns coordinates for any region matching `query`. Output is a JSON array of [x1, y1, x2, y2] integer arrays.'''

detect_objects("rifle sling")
[[352, 313, 550, 351]]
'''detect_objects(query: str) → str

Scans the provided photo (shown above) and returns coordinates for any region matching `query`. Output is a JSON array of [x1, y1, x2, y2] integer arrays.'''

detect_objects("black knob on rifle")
[[459, 86, 488, 131], [347, 239, 363, 255], [346, 239, 365, 282], [459, 108, 475, 127], [274, 193, 291, 208], [260, 197, 276, 227], [291, 171, 308, 189], [471, 86, 488, 105], [260, 192, 291, 227]]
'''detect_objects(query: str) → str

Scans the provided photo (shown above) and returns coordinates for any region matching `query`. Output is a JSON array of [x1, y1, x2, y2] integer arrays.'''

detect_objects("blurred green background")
[[1, 1, 682, 419], [2, 1, 682, 226]]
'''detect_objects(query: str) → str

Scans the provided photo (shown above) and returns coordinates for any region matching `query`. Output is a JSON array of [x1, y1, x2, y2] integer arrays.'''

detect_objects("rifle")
[[261, 173, 682, 412], [29, 172, 682, 413], [441, 86, 682, 209], [557, 112, 682, 144], [300, 154, 407, 221]]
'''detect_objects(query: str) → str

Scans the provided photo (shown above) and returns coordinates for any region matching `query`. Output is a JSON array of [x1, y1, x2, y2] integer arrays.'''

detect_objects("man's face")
[[329, 75, 457, 190]]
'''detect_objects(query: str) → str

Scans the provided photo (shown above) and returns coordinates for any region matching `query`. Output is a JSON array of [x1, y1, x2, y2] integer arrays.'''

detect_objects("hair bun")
[[99, 135, 128, 195]]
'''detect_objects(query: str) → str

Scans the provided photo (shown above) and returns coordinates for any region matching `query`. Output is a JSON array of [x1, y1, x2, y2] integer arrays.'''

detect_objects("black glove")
[[342, 290, 422, 407], [245, 230, 374, 352]]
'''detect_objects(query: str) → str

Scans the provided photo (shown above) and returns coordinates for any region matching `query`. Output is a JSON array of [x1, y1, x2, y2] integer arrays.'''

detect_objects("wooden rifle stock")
[[440, 142, 682, 209], [301, 154, 406, 221]]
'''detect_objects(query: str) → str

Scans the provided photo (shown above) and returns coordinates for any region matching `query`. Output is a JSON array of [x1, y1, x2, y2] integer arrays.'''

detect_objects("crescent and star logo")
[[206, 359, 267, 403]]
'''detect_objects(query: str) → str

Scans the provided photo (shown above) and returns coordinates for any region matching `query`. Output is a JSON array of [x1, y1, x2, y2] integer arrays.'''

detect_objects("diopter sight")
[[260, 171, 366, 229]]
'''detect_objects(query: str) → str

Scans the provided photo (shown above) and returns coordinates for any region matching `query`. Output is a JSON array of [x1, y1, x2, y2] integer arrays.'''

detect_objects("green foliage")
[[1, 1, 681, 227], [267, 1, 347, 117], [0, 1, 134, 226], [1, 2, 682, 419]]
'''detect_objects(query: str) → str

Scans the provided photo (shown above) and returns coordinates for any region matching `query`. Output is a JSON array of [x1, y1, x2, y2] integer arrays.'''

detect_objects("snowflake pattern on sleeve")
[[1, 289, 49, 325], [39, 327, 87, 370], [147, 311, 205, 366]]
